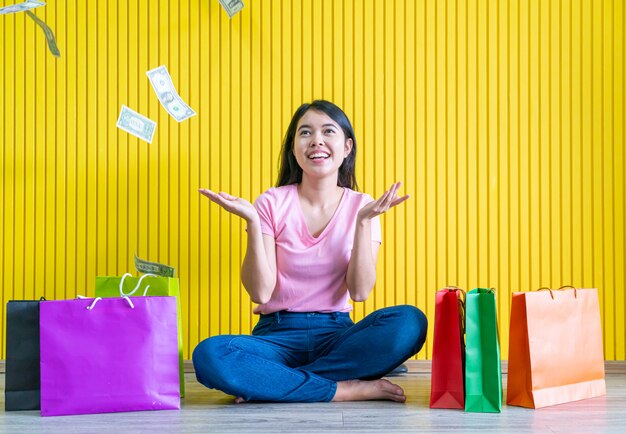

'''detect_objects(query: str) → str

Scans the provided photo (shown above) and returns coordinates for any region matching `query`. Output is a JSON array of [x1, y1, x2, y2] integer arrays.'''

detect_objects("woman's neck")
[[298, 175, 344, 209]]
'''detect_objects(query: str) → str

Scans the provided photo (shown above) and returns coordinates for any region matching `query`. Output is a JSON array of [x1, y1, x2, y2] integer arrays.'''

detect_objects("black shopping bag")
[[4, 299, 43, 411]]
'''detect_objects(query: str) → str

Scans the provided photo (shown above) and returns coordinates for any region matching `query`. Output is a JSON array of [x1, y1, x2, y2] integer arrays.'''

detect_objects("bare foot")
[[234, 396, 247, 404], [331, 379, 406, 402]]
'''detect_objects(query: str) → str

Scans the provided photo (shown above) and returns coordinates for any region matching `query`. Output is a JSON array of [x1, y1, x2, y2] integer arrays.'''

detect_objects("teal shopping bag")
[[95, 274, 185, 398], [464, 288, 502, 413]]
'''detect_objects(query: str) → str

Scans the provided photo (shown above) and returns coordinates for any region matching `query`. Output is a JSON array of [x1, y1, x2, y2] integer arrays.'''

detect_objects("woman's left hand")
[[357, 181, 410, 221]]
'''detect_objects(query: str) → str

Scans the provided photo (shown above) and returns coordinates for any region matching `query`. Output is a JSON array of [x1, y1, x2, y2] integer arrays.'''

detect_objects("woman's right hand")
[[198, 188, 259, 223]]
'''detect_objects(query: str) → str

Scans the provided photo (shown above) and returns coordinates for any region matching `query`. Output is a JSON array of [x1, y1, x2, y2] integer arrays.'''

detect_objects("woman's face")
[[293, 109, 353, 181]]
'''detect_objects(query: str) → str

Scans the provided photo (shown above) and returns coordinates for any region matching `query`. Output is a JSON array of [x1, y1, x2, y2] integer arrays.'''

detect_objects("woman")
[[194, 100, 427, 403]]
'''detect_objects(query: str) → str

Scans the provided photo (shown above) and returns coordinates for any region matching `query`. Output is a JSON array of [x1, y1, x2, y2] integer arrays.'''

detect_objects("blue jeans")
[[192, 305, 428, 402]]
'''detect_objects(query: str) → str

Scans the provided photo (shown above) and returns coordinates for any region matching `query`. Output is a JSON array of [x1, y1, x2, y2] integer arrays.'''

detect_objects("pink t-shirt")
[[253, 183, 382, 314]]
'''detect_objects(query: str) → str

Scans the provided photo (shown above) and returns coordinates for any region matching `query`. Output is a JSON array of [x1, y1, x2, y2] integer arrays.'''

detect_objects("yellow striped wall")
[[0, 0, 624, 361]]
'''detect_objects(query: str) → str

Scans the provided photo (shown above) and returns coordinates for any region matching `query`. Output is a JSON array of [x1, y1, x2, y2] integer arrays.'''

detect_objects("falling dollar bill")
[[25, 10, 60, 58], [146, 65, 196, 122], [116, 105, 157, 143], [0, 0, 45, 15], [218, 0, 244, 18], [135, 253, 176, 277]]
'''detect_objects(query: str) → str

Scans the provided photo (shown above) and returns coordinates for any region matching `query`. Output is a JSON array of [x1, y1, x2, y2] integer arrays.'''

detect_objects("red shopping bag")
[[430, 287, 465, 409]]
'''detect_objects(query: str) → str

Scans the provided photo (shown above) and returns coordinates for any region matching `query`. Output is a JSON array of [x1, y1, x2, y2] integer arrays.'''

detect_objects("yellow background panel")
[[0, 0, 624, 360]]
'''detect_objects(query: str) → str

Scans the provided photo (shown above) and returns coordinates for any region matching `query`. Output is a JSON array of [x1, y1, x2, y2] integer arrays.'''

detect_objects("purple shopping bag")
[[40, 296, 180, 416]]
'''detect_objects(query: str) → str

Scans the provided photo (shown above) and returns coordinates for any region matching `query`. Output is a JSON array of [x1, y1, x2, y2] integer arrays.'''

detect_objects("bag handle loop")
[[444, 285, 466, 300], [444, 286, 466, 333], [536, 285, 578, 299], [119, 272, 157, 297], [536, 286, 554, 299], [86, 296, 134, 310], [558, 285, 578, 298]]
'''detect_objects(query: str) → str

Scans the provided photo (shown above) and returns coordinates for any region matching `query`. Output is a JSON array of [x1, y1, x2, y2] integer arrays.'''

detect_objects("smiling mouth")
[[308, 153, 330, 160]]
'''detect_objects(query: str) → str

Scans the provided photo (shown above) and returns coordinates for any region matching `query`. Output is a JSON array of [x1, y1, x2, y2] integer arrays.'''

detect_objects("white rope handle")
[[119, 272, 156, 297], [86, 297, 102, 310], [118, 273, 133, 296], [122, 296, 135, 309], [86, 296, 135, 310], [142, 285, 151, 296]]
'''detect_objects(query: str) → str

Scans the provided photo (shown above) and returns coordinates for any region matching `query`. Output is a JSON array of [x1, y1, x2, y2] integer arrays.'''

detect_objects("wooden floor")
[[1, 372, 625, 433]]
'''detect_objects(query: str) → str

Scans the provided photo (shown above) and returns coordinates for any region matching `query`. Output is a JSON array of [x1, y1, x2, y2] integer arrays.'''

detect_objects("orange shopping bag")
[[507, 287, 606, 408]]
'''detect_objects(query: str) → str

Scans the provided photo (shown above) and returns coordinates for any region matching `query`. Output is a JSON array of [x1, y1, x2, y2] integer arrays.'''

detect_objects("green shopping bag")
[[95, 273, 185, 398], [464, 288, 502, 413]]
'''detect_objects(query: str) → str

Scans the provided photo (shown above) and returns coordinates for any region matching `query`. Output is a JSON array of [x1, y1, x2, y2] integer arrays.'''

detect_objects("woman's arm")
[[346, 219, 380, 301], [241, 219, 277, 304], [198, 189, 276, 304], [345, 182, 409, 302]]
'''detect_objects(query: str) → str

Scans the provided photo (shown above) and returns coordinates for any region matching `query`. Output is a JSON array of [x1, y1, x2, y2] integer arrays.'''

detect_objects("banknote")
[[135, 253, 176, 278], [116, 105, 156, 143], [146, 65, 196, 122], [25, 11, 60, 58], [0, 0, 45, 15], [219, 0, 244, 18]]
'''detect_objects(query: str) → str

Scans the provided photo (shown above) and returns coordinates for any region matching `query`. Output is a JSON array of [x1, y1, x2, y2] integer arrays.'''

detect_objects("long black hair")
[[276, 100, 359, 190]]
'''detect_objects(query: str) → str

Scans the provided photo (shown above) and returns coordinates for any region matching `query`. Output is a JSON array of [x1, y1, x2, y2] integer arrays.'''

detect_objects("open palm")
[[198, 188, 258, 222], [358, 182, 410, 221]]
